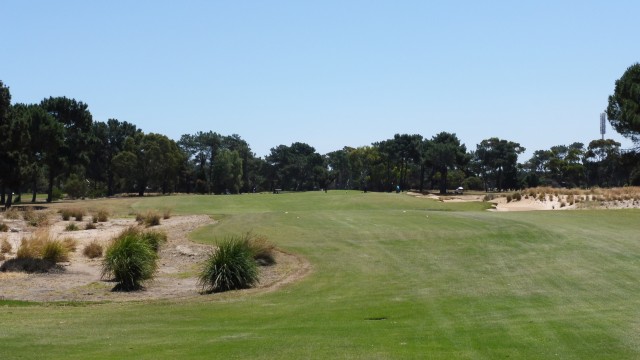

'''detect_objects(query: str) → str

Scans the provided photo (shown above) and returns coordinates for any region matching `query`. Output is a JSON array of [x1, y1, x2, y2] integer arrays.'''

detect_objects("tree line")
[[2, 65, 640, 205]]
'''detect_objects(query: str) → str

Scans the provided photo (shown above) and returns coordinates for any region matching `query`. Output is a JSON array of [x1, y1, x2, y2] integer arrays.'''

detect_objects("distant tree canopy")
[[1, 73, 640, 207]]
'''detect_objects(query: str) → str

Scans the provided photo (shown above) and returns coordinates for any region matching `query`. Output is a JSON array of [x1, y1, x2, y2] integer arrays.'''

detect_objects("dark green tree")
[[39, 97, 93, 202], [88, 119, 141, 196], [607, 63, 640, 143], [474, 138, 525, 191], [424, 132, 469, 194], [0, 81, 12, 205]]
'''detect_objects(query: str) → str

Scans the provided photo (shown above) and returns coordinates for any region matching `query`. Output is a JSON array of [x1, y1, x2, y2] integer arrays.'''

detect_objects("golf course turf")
[[1, 191, 639, 359]]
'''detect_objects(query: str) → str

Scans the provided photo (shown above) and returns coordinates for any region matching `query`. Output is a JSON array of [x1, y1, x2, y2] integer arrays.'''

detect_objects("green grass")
[[1, 191, 639, 359]]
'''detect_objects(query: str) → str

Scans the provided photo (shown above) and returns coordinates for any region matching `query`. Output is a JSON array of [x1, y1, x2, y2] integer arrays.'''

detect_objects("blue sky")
[[3, 1, 639, 160]]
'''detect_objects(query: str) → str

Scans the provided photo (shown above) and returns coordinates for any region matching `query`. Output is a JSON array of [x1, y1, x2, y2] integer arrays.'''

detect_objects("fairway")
[[1, 192, 640, 359]]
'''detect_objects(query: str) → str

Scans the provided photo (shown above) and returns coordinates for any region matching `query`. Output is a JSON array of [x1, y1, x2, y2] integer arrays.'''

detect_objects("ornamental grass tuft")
[[198, 235, 259, 293], [101, 227, 158, 291]]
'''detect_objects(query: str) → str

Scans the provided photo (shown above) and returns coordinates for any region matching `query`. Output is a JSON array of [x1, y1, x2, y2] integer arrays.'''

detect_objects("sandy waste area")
[[0, 214, 311, 303]]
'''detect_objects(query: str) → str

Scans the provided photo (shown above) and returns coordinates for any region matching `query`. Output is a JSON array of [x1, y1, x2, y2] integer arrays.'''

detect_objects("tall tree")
[[88, 119, 141, 196], [585, 139, 622, 187], [1, 103, 32, 207], [424, 132, 468, 194], [266, 142, 325, 191], [607, 63, 640, 144], [0, 81, 12, 205], [39, 97, 93, 201], [474, 138, 525, 191]]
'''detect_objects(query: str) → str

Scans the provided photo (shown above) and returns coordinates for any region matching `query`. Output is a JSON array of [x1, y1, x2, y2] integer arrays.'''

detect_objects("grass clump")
[[60, 208, 86, 221], [16, 231, 69, 263], [101, 227, 159, 291], [1, 237, 11, 253], [65, 223, 80, 231], [61, 237, 78, 252], [4, 208, 21, 220], [95, 209, 109, 222], [162, 208, 172, 220], [136, 211, 161, 227], [198, 235, 259, 293], [24, 210, 49, 227], [243, 232, 276, 266], [41, 240, 69, 263], [140, 230, 167, 253], [83, 241, 103, 259], [0, 222, 8, 232], [85, 222, 97, 230]]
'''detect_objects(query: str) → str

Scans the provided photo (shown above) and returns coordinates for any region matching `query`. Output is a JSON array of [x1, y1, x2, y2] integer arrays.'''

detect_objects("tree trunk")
[[5, 187, 12, 209], [439, 167, 448, 194], [31, 172, 38, 203], [47, 171, 54, 203]]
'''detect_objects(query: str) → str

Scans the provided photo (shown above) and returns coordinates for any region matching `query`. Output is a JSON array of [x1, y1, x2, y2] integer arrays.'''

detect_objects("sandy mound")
[[0, 214, 311, 302]]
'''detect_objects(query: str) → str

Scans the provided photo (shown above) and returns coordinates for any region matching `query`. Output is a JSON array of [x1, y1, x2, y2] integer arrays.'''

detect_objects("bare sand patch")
[[0, 214, 310, 302]]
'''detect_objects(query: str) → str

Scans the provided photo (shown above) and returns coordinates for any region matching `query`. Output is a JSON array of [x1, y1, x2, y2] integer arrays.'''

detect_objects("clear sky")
[[3, 1, 639, 160]]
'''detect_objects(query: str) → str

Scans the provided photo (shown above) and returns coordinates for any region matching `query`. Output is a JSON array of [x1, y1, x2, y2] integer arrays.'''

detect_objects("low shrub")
[[102, 228, 159, 291], [61, 237, 78, 252], [73, 209, 85, 221], [95, 209, 109, 222], [513, 192, 522, 201], [4, 208, 21, 220], [506, 195, 512, 203], [83, 241, 103, 259], [24, 210, 49, 227], [136, 211, 162, 227], [17, 234, 48, 259], [140, 230, 167, 253], [243, 233, 276, 266], [41, 240, 69, 263], [85, 222, 97, 230], [1, 238, 12, 253], [198, 235, 259, 293], [65, 223, 80, 231], [60, 209, 72, 221], [0, 222, 8, 232], [16, 231, 69, 263]]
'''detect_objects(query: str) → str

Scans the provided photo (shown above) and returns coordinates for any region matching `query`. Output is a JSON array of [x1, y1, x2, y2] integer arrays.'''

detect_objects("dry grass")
[[136, 211, 161, 227], [4, 208, 21, 220], [24, 209, 50, 227], [95, 209, 109, 222], [83, 240, 103, 259], [523, 186, 640, 208], [16, 230, 52, 259], [1, 237, 11, 254], [61, 237, 78, 252]]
